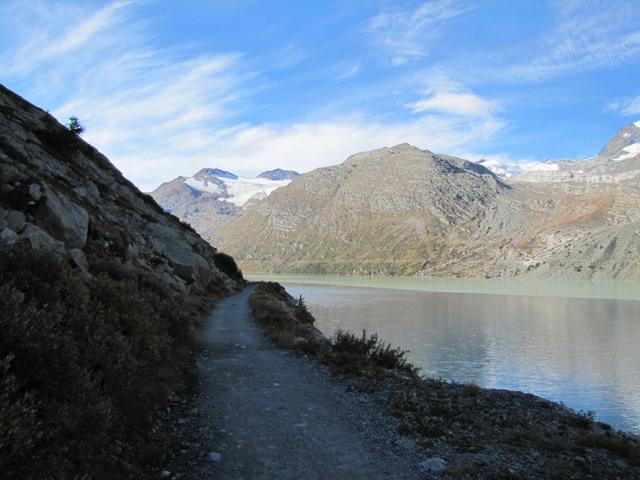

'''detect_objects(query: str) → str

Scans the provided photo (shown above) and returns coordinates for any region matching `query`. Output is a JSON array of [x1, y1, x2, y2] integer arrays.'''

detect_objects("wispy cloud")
[[366, 0, 470, 66], [334, 61, 361, 80], [0, 0, 507, 191], [495, 0, 640, 82], [0, 1, 138, 76], [607, 93, 640, 117]]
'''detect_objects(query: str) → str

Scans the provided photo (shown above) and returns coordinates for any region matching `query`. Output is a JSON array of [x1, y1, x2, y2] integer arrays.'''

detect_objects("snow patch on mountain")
[[635, 120, 640, 127], [183, 169, 295, 207], [477, 158, 560, 178], [623, 143, 640, 154]]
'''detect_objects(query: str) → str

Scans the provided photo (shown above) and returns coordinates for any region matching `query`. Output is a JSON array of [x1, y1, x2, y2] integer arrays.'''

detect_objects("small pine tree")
[[66, 116, 85, 135]]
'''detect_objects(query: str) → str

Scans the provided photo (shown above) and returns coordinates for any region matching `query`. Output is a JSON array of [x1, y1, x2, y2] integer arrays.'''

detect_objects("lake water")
[[248, 274, 640, 434]]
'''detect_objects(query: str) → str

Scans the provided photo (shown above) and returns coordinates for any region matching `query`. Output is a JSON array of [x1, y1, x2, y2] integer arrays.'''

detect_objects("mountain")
[[151, 167, 298, 242], [484, 121, 640, 183], [215, 140, 640, 279], [0, 84, 243, 478]]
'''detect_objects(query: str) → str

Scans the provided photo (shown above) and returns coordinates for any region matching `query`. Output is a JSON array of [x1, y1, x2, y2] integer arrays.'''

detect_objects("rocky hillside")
[[0, 84, 243, 479], [151, 167, 298, 243], [214, 141, 640, 279]]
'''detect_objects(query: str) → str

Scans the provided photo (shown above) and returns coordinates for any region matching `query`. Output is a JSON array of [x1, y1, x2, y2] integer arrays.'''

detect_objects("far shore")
[[246, 273, 640, 302]]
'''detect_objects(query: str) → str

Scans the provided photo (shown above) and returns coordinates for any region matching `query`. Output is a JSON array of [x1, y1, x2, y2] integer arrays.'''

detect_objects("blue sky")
[[2, 0, 640, 191]]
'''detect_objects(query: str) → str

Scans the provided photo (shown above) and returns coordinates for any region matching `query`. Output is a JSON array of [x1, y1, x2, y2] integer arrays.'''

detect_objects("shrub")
[[214, 251, 243, 280], [328, 329, 417, 376], [0, 245, 206, 479]]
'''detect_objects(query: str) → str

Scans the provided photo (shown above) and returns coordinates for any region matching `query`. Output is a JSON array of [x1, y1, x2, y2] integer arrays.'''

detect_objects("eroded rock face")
[[0, 84, 240, 292]]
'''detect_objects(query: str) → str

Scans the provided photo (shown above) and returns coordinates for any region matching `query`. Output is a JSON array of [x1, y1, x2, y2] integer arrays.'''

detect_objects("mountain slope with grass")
[[213, 141, 640, 279], [0, 84, 243, 479]]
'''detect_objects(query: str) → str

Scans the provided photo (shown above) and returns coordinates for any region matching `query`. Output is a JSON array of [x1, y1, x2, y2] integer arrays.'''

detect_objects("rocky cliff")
[[0, 84, 238, 292]]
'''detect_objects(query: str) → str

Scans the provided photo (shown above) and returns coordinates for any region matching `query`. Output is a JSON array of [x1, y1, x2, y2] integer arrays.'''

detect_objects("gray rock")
[[28, 183, 43, 201], [68, 248, 89, 273], [73, 181, 100, 203], [419, 457, 446, 473], [5, 210, 25, 233], [208, 451, 222, 463], [160, 469, 172, 478], [35, 189, 89, 248], [0, 227, 18, 245], [19, 223, 65, 253]]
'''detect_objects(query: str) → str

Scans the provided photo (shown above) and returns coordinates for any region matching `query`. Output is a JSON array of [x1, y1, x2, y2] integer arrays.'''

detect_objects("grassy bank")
[[249, 281, 640, 479], [0, 246, 227, 480]]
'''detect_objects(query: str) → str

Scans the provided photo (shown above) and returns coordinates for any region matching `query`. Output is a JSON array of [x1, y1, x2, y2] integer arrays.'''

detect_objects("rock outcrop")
[[0, 84, 237, 292]]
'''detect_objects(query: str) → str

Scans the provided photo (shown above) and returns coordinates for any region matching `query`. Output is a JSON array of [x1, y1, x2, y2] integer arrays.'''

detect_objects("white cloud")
[[607, 93, 640, 116], [126, 113, 507, 191], [409, 90, 497, 117], [496, 0, 640, 82], [366, 0, 470, 66]]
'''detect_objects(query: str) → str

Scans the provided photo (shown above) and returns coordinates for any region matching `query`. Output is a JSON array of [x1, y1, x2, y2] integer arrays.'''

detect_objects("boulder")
[[0, 227, 18, 245], [5, 210, 26, 233], [19, 223, 65, 253], [68, 248, 89, 273], [35, 189, 89, 248]]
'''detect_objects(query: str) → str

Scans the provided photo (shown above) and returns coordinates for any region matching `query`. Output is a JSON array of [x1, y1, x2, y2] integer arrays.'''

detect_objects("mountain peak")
[[598, 123, 640, 158], [257, 169, 299, 181], [197, 168, 238, 180]]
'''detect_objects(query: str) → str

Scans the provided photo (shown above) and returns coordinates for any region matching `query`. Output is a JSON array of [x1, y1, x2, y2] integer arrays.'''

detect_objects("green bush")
[[329, 329, 417, 376], [0, 245, 206, 479]]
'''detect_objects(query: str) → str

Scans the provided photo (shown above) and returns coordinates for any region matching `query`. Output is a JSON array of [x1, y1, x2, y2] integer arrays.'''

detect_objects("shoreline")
[[246, 273, 640, 302], [245, 281, 640, 478]]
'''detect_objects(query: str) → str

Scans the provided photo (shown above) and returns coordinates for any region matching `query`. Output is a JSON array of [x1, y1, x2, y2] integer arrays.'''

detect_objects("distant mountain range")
[[151, 168, 299, 242], [152, 121, 640, 279]]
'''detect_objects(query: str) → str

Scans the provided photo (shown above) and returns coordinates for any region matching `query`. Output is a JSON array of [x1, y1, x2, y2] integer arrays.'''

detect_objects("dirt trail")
[[177, 286, 422, 479]]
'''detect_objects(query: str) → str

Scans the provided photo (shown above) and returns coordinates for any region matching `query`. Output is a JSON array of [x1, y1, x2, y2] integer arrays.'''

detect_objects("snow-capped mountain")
[[184, 168, 295, 207], [478, 120, 640, 183], [150, 168, 299, 241]]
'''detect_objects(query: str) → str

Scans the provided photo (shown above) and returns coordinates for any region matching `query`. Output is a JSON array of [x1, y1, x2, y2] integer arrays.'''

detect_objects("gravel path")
[[171, 286, 423, 479]]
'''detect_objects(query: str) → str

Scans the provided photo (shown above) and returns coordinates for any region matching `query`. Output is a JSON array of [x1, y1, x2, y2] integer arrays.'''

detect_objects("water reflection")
[[280, 283, 640, 434]]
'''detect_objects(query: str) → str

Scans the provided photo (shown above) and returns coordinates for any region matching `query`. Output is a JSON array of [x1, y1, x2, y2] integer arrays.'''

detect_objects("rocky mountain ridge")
[[212, 131, 640, 279]]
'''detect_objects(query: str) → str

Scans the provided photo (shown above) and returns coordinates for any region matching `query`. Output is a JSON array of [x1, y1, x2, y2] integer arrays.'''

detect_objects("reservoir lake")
[[248, 274, 640, 434]]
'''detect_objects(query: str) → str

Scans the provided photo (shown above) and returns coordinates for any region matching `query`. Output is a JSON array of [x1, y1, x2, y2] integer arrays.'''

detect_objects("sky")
[[2, 0, 640, 191]]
